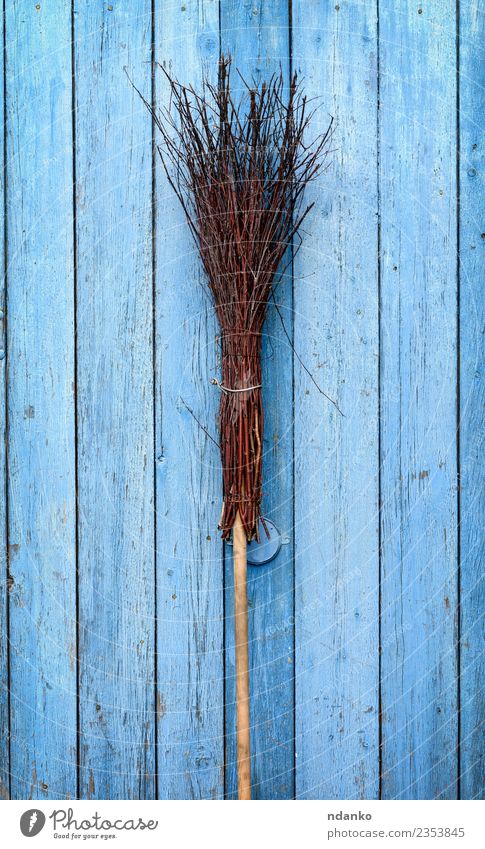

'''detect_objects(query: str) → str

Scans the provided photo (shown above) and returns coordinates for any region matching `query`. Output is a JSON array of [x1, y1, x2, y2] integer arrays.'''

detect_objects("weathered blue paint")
[[0, 0, 482, 801], [293, 0, 380, 800], [0, 2, 8, 803], [459, 0, 485, 801], [379, 1, 458, 800], [74, 2, 156, 799], [5, 0, 77, 800], [220, 0, 295, 801], [154, 0, 224, 800]]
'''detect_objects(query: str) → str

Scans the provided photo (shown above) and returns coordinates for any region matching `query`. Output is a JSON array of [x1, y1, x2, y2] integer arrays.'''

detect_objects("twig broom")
[[142, 56, 331, 799]]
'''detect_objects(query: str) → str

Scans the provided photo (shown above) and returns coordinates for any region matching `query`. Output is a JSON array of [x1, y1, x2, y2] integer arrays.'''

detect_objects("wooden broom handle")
[[233, 511, 251, 799]]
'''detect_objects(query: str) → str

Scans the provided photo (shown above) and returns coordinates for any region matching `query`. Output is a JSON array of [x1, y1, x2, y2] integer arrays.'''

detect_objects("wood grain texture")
[[379, 1, 458, 799], [5, 0, 77, 799], [75, 1, 155, 799], [233, 513, 250, 799], [221, 0, 295, 800], [292, 0, 380, 800], [0, 3, 8, 802], [154, 0, 224, 800], [458, 0, 485, 801], [0, 0, 482, 802]]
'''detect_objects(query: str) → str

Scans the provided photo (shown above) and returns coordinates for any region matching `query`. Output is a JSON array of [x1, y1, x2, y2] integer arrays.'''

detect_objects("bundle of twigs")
[[142, 55, 331, 799]]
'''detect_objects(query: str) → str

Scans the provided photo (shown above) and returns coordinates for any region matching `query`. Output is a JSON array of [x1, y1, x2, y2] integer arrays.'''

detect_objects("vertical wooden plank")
[[75, 1, 155, 799], [6, 1, 77, 798], [293, 1, 380, 799], [379, 1, 458, 799], [220, 0, 295, 800], [459, 0, 485, 800], [0, 2, 8, 802], [154, 0, 224, 801]]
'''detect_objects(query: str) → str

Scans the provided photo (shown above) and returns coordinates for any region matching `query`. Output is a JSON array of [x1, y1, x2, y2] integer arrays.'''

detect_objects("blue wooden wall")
[[0, 0, 483, 801]]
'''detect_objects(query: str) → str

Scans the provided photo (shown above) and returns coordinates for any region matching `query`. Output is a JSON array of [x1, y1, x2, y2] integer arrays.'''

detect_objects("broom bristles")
[[146, 55, 332, 540]]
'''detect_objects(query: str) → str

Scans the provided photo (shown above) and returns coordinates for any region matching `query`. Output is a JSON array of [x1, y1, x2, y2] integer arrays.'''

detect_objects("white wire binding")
[[210, 377, 262, 394]]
